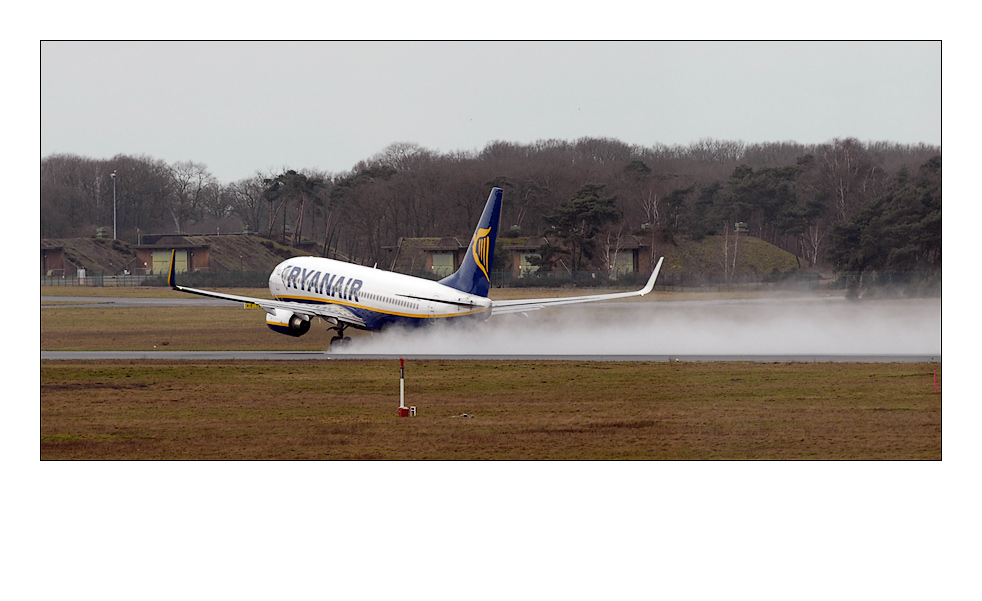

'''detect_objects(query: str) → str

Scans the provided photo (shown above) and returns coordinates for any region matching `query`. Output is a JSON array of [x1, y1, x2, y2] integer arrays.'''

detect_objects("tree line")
[[40, 137, 940, 279]]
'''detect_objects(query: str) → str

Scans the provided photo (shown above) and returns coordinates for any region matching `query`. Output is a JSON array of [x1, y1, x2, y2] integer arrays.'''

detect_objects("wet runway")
[[41, 350, 939, 362]]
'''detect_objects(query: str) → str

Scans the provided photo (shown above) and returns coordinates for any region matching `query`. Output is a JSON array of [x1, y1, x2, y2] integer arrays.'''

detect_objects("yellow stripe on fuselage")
[[275, 295, 488, 320]]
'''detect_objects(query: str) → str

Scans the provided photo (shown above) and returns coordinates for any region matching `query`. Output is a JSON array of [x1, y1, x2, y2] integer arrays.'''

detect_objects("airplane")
[[168, 187, 664, 349]]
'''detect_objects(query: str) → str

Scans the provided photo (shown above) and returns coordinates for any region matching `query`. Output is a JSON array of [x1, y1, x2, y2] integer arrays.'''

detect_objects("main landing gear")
[[328, 322, 352, 350]]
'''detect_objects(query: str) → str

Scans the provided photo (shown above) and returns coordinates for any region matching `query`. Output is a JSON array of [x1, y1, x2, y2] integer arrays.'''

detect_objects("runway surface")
[[42, 296, 226, 308], [41, 351, 939, 362]]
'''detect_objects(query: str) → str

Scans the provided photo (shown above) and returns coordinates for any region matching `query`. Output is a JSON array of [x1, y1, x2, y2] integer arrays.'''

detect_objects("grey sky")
[[41, 41, 940, 183]]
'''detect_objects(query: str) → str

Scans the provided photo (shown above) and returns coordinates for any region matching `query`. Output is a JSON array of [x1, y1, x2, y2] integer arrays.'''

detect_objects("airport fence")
[[41, 273, 147, 287]]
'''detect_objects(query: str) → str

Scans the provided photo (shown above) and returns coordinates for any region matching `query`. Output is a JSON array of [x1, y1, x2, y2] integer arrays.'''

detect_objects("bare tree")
[[228, 173, 274, 233], [641, 190, 659, 231], [719, 221, 741, 282], [112, 155, 173, 237], [817, 138, 884, 221], [168, 160, 217, 232], [600, 227, 624, 280], [688, 138, 745, 164]]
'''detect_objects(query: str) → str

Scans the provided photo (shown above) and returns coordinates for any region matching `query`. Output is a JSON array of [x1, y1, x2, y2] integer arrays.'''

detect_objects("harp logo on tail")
[[472, 226, 492, 282]]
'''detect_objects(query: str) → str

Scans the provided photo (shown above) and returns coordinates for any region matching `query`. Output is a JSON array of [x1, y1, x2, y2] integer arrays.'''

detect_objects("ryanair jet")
[[168, 187, 664, 349]]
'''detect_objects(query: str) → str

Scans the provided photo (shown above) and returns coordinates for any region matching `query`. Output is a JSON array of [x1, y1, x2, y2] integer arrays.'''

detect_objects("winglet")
[[167, 249, 178, 289], [640, 256, 664, 296]]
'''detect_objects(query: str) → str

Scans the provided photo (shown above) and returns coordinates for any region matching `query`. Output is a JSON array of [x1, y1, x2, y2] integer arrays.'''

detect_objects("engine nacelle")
[[265, 308, 311, 337]]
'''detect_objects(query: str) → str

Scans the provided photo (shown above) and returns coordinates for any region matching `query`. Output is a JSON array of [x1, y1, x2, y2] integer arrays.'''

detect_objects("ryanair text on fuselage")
[[280, 264, 363, 302]]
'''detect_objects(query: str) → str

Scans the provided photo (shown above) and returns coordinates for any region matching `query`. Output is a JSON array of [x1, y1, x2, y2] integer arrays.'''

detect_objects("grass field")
[[40, 286, 941, 460], [40, 359, 941, 460]]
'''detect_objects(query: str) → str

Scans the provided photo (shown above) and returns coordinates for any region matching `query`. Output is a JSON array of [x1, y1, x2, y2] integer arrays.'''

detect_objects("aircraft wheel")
[[329, 336, 353, 350]]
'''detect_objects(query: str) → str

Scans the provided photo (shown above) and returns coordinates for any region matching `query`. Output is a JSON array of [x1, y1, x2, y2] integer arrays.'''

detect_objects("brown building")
[[133, 235, 212, 275], [387, 234, 658, 280], [42, 233, 310, 283]]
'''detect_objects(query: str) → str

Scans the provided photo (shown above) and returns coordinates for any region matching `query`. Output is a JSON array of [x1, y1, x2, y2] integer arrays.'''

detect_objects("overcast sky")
[[41, 41, 940, 183]]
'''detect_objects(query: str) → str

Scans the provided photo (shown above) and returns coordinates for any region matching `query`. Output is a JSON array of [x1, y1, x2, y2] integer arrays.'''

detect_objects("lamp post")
[[110, 170, 117, 239]]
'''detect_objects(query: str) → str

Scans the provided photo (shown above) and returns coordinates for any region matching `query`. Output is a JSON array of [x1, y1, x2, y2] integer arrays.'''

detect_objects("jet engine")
[[265, 308, 311, 337]]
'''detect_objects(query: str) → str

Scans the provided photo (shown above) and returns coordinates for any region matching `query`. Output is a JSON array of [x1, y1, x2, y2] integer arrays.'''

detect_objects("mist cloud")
[[337, 297, 941, 357]]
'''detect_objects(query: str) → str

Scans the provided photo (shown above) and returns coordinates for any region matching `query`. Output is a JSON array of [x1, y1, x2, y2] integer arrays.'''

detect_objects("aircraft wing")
[[167, 252, 366, 328], [490, 257, 663, 316], [171, 284, 367, 328]]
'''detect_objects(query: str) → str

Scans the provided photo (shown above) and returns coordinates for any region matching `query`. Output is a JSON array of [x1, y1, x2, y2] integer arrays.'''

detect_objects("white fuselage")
[[267, 256, 491, 330]]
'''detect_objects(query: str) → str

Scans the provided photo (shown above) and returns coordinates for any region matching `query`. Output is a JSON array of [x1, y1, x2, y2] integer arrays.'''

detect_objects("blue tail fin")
[[439, 187, 502, 297]]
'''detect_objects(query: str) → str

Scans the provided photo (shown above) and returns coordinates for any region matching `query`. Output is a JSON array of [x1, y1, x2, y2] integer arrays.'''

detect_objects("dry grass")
[[42, 305, 341, 351], [40, 360, 941, 460]]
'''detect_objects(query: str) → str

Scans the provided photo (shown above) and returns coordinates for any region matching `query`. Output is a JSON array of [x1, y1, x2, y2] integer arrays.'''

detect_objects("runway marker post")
[[398, 358, 410, 417]]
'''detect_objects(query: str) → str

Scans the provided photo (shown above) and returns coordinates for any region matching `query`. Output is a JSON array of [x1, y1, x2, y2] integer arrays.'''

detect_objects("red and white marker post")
[[398, 358, 410, 417]]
